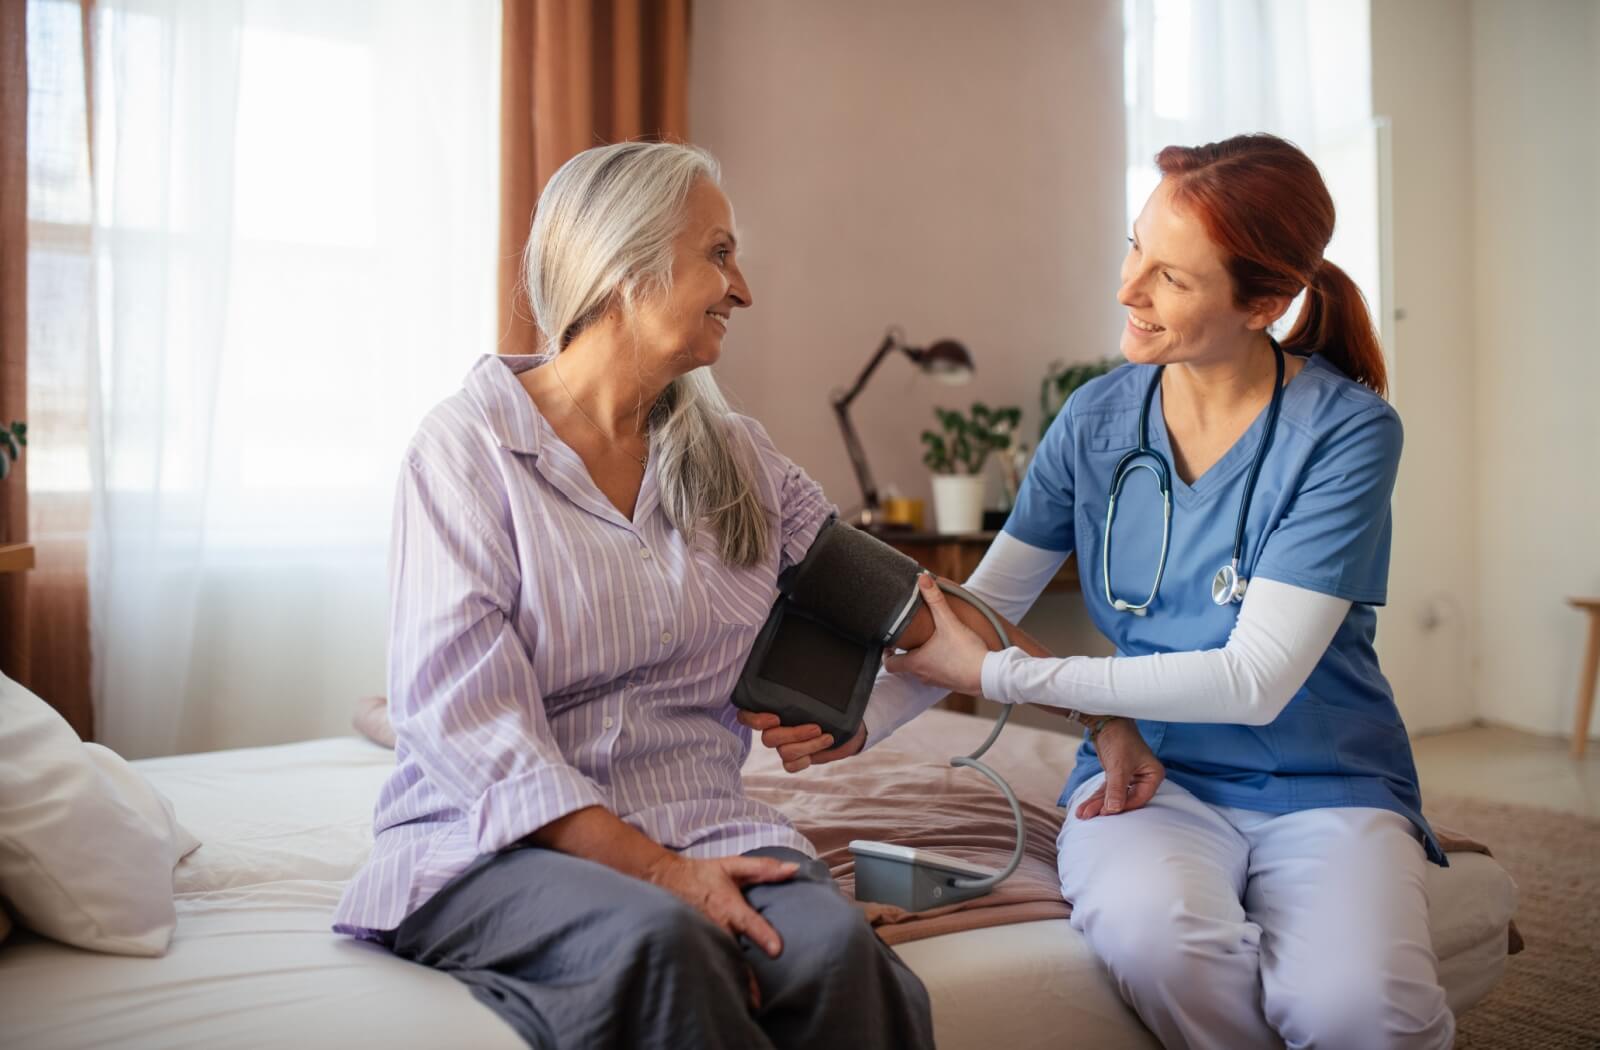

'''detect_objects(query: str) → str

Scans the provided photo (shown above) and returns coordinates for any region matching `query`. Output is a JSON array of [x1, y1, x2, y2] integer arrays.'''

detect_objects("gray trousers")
[[383, 845, 935, 1050]]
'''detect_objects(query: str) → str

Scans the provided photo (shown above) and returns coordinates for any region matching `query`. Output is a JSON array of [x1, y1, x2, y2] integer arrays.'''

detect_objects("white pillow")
[[0, 673, 200, 956]]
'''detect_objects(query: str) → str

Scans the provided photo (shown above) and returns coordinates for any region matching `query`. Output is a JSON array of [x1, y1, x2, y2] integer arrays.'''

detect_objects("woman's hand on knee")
[[736, 711, 867, 772], [1075, 718, 1165, 819], [643, 853, 797, 958]]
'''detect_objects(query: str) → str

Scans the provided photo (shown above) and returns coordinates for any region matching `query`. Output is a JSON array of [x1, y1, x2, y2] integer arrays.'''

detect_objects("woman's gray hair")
[[524, 141, 771, 567]]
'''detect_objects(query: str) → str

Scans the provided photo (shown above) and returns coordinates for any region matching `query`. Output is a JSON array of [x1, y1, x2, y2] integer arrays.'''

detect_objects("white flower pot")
[[930, 474, 986, 534]]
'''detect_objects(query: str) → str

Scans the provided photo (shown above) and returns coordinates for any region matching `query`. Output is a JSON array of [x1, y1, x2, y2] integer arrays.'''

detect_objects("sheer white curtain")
[[66, 0, 498, 757], [1123, 0, 1387, 347]]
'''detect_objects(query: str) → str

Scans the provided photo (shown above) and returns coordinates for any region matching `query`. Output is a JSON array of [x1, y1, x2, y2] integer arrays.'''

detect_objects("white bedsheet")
[[0, 739, 522, 1050], [0, 720, 1515, 1050]]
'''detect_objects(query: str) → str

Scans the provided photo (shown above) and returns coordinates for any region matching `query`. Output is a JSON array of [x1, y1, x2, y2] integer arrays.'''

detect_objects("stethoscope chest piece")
[[1211, 562, 1247, 606]]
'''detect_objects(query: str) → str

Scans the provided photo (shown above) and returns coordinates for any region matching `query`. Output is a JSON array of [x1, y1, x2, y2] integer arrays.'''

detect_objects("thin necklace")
[[552, 359, 648, 468]]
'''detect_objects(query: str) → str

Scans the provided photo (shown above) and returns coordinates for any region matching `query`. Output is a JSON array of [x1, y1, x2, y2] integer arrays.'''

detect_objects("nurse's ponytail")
[[1156, 135, 1388, 398], [1287, 259, 1386, 396]]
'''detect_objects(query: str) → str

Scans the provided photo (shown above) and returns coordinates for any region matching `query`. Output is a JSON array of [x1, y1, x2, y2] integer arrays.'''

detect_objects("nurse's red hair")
[[1156, 135, 1387, 397]]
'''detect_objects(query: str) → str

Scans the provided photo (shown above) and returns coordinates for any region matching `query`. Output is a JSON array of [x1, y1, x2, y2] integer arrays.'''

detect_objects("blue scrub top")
[[1007, 353, 1443, 864]]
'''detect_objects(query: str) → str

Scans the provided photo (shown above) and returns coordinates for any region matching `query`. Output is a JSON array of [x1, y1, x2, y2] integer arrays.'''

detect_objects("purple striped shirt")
[[333, 354, 833, 936]]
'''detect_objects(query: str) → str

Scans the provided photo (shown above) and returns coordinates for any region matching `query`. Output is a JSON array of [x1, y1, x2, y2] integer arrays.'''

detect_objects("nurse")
[[748, 134, 1453, 1049]]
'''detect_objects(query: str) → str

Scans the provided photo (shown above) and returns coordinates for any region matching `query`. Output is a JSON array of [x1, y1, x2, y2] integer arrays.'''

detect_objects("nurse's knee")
[[1267, 962, 1453, 1050], [1077, 891, 1257, 992]]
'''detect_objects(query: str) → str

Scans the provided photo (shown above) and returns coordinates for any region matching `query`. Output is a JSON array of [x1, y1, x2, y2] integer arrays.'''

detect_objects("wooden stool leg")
[[1575, 612, 1600, 759]]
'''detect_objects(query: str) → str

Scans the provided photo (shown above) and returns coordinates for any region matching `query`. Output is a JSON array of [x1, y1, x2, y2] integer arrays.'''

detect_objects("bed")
[[0, 709, 1518, 1049]]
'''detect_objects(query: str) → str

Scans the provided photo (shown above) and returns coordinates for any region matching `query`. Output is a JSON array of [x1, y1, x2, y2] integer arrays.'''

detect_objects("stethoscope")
[[1102, 338, 1287, 616]]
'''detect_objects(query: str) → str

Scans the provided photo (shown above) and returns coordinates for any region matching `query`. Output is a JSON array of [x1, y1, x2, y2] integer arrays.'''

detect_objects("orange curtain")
[[3, 0, 95, 738], [0, 0, 32, 689], [32, 2, 96, 740], [498, 0, 690, 355]]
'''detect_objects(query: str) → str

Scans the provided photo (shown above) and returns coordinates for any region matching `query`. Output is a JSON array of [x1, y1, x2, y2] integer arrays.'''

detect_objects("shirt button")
[[660, 631, 672, 644], [603, 716, 615, 729], [639, 547, 652, 560]]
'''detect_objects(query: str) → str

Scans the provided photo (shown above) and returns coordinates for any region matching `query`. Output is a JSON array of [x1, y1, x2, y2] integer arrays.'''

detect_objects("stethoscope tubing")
[[1228, 343, 1286, 578], [931, 578, 1025, 893], [1103, 338, 1287, 614]]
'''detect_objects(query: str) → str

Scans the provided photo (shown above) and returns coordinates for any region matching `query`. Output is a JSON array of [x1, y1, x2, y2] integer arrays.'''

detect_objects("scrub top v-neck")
[[1149, 370, 1277, 500]]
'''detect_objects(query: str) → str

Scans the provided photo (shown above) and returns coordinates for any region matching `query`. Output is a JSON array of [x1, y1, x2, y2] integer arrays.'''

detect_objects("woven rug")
[[1425, 796, 1600, 1048]]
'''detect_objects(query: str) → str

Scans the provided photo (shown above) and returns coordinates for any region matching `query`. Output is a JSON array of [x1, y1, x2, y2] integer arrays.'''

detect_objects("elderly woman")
[[750, 135, 1453, 1050], [330, 142, 942, 1049]]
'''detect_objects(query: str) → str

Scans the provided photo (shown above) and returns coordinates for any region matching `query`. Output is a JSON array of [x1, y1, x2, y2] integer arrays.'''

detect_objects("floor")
[[1412, 724, 1600, 819]]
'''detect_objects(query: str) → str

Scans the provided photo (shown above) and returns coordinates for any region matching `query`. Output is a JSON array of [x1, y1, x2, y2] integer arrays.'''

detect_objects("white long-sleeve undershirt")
[[861, 532, 1351, 749]]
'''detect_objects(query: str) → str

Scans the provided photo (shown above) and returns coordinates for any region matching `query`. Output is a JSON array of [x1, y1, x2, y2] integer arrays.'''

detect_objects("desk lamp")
[[831, 327, 973, 528]]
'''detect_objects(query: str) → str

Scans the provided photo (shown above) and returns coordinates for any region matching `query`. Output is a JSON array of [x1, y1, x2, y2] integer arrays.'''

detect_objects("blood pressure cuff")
[[732, 518, 926, 742]]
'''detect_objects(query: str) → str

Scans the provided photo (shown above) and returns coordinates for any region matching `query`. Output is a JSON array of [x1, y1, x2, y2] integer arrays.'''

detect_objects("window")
[[1122, 0, 1390, 351], [26, 0, 500, 550]]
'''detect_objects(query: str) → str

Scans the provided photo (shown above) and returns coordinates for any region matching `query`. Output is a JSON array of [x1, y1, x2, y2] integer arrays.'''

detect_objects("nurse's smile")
[[1114, 175, 1301, 381]]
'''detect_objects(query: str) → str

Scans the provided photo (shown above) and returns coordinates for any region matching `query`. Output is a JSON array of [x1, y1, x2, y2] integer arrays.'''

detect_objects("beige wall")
[[1468, 0, 1600, 738], [1373, 0, 1600, 739], [1370, 1, 1480, 733], [689, 0, 1125, 661], [690, 0, 1125, 523]]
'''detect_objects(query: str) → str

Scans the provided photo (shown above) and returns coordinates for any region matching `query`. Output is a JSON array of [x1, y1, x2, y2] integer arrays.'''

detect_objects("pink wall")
[[689, 0, 1127, 518]]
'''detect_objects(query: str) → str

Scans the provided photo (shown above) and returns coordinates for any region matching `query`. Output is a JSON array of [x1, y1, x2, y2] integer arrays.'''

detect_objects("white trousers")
[[1058, 775, 1454, 1050]]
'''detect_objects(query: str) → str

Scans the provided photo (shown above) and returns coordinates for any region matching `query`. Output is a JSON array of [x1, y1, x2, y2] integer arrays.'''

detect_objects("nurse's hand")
[[881, 573, 989, 695], [737, 710, 867, 772], [1075, 718, 1165, 819]]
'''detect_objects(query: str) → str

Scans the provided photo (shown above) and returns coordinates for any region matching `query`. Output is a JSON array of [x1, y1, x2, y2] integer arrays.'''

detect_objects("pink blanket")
[[742, 708, 1518, 951], [742, 715, 1074, 946]]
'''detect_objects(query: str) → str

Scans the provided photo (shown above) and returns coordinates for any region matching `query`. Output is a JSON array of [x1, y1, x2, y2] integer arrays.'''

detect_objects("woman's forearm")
[[894, 580, 1109, 730], [527, 805, 671, 880], [862, 532, 1070, 747], [894, 585, 1051, 657]]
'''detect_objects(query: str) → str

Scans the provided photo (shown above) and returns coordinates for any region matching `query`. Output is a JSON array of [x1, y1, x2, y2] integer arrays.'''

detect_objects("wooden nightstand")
[[876, 530, 1078, 592], [1570, 597, 1600, 759], [874, 530, 1079, 713], [0, 543, 35, 574]]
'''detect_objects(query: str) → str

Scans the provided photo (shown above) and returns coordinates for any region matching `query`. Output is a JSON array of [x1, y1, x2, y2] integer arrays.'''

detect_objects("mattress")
[[0, 713, 1515, 1049]]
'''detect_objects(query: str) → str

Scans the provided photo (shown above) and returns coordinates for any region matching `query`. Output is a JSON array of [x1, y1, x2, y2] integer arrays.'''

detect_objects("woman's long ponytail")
[[1282, 259, 1387, 397]]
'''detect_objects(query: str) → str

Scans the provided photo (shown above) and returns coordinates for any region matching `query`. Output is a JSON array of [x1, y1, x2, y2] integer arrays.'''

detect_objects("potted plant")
[[1, 421, 25, 547], [0, 422, 24, 482], [921, 402, 1020, 533]]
